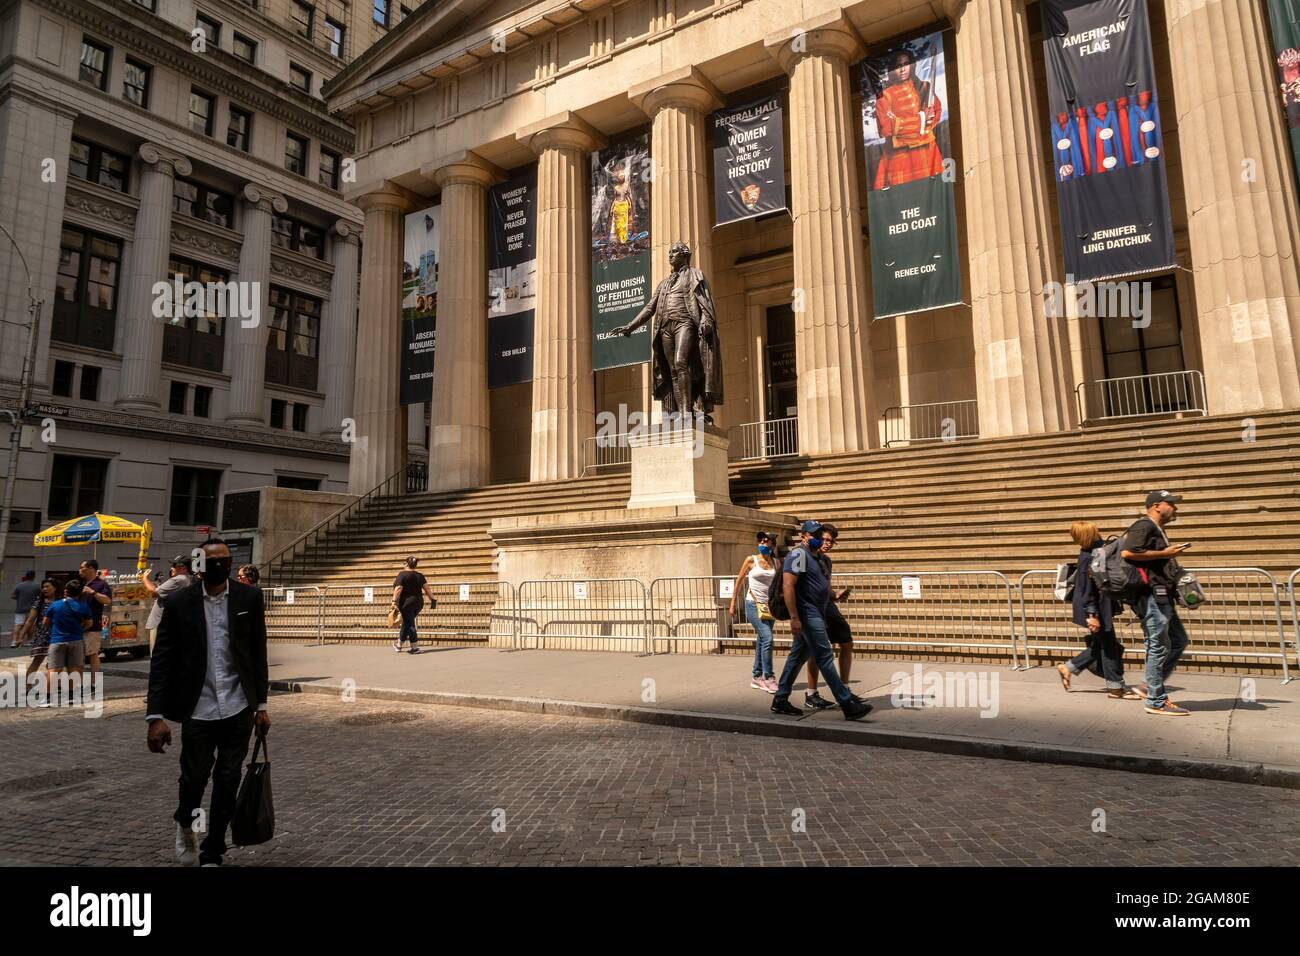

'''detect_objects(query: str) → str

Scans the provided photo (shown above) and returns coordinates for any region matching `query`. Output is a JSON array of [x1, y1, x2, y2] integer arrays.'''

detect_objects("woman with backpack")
[[1058, 521, 1142, 699], [727, 531, 779, 693]]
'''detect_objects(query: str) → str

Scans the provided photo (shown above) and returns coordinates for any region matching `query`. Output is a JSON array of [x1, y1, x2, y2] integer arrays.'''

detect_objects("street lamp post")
[[0, 221, 44, 594]]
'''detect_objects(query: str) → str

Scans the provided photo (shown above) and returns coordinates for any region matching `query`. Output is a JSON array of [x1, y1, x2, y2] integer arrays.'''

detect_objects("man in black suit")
[[146, 538, 270, 867]]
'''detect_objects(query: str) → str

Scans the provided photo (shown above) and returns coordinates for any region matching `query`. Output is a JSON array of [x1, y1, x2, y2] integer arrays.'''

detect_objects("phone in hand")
[[1177, 542, 1193, 551]]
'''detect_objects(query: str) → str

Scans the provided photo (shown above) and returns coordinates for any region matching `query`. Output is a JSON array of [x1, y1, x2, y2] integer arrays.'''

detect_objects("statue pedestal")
[[626, 419, 731, 509]]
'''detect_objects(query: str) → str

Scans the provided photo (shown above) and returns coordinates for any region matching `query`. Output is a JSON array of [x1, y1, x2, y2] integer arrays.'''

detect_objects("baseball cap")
[[1145, 490, 1183, 508], [800, 519, 824, 535], [170, 554, 190, 568]]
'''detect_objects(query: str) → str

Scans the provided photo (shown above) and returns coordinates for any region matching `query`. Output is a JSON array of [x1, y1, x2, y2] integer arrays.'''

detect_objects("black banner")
[[1266, 0, 1300, 195], [712, 95, 787, 225], [1042, 0, 1176, 282], [860, 32, 962, 319], [400, 206, 438, 405], [591, 136, 652, 371], [487, 168, 536, 388]]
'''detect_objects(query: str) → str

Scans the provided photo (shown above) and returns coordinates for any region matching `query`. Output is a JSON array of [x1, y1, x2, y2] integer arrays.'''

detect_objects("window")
[[266, 287, 321, 390], [162, 256, 227, 372], [79, 366, 101, 401], [169, 466, 222, 526], [292, 403, 308, 432], [48, 455, 108, 519], [233, 33, 257, 64], [130, 0, 157, 11], [172, 178, 234, 228], [52, 361, 74, 397], [373, 0, 389, 27], [53, 227, 120, 351], [292, 2, 315, 40], [319, 148, 340, 190], [271, 214, 323, 258], [69, 138, 129, 193], [284, 131, 309, 174], [269, 398, 286, 429], [276, 475, 320, 490], [169, 381, 188, 414], [289, 63, 312, 94], [325, 17, 345, 58], [195, 13, 222, 47], [227, 106, 252, 153], [123, 58, 150, 108], [79, 38, 110, 90], [193, 386, 212, 418], [189, 89, 215, 136]]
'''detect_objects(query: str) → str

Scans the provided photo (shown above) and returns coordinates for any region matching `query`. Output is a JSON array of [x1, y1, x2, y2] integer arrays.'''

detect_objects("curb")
[[269, 678, 1300, 791]]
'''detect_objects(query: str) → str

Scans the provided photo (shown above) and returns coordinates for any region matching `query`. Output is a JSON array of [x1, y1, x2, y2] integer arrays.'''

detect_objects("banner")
[[591, 135, 652, 371], [487, 169, 536, 388], [1266, 0, 1300, 194], [400, 206, 438, 405], [712, 95, 788, 225], [1042, 0, 1176, 282], [860, 32, 962, 319]]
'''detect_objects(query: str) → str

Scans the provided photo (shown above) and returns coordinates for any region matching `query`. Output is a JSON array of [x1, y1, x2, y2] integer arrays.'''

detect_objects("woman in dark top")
[[391, 556, 436, 654], [1057, 522, 1142, 699], [24, 579, 58, 688]]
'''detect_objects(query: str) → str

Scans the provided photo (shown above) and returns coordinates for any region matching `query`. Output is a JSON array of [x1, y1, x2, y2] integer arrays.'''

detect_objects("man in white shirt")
[[142, 556, 192, 651], [146, 538, 270, 866]]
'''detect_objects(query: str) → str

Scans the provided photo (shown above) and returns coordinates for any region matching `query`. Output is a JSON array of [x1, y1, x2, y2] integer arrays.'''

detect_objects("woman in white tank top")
[[728, 531, 779, 693]]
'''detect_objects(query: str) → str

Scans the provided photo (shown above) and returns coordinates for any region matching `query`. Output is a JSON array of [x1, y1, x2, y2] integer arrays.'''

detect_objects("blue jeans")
[[399, 608, 419, 647], [1067, 628, 1125, 689], [776, 613, 852, 705], [744, 599, 774, 679], [1135, 595, 1188, 707]]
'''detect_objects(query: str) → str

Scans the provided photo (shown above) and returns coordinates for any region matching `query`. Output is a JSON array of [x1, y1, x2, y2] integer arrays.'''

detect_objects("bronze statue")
[[612, 241, 724, 422]]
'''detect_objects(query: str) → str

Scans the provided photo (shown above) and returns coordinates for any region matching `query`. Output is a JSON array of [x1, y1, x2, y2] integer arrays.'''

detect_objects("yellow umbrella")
[[34, 512, 152, 568]]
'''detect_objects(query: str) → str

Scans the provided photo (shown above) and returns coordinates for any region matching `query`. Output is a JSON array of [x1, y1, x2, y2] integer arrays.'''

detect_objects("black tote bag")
[[232, 733, 274, 847]]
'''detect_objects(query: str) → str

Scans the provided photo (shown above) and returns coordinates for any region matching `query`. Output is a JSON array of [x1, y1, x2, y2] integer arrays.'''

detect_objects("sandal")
[[1108, 687, 1144, 700], [1056, 663, 1071, 691]]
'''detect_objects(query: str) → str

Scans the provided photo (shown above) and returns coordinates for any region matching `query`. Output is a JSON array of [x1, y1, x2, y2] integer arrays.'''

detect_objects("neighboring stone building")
[[0, 0, 418, 587], [325, 0, 1300, 496]]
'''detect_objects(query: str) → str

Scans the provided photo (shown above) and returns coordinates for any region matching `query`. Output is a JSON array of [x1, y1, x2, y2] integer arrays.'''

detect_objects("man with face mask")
[[145, 537, 270, 865], [1120, 491, 1193, 716]]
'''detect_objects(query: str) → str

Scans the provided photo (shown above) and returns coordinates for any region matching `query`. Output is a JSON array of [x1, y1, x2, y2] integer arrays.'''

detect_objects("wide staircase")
[[264, 410, 1300, 674]]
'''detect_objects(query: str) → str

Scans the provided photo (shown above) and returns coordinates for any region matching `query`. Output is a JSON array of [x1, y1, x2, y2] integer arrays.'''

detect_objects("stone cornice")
[[64, 179, 139, 235]]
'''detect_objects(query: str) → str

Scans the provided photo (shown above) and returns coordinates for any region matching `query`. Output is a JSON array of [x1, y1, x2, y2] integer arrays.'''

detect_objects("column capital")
[[331, 219, 362, 244], [764, 12, 865, 74], [138, 142, 192, 178], [240, 182, 289, 215], [424, 150, 503, 190], [516, 111, 607, 155], [348, 179, 420, 214], [628, 65, 723, 116], [940, 0, 967, 23]]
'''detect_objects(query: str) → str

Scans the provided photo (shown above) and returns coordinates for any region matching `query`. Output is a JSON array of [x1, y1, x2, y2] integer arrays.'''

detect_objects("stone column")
[[116, 143, 191, 410], [349, 182, 415, 494], [945, 0, 1073, 436], [1165, 0, 1300, 413], [224, 184, 287, 425], [425, 152, 500, 492], [766, 14, 876, 453], [518, 113, 604, 481], [320, 220, 360, 437]]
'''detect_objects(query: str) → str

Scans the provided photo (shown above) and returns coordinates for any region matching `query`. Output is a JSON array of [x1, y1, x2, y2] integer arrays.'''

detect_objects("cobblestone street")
[[2, 690, 1298, 867]]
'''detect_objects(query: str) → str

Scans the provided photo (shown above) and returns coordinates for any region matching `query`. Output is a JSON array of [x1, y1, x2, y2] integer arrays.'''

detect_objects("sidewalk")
[[3, 642, 1296, 787]]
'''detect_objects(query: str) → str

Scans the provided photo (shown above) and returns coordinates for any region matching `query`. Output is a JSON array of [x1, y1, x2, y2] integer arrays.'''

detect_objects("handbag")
[[755, 601, 774, 623], [1053, 562, 1077, 602], [387, 605, 400, 627], [231, 734, 274, 847]]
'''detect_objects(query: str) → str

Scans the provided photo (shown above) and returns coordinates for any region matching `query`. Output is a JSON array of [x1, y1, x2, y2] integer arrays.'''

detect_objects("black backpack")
[[767, 558, 790, 621], [1088, 535, 1150, 602]]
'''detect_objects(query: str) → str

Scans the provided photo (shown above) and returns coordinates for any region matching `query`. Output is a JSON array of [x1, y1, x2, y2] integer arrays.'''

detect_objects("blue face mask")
[[758, 545, 772, 556], [807, 536, 824, 552]]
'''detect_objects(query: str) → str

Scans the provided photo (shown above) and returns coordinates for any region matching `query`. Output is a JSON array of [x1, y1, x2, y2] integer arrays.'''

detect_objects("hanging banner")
[[591, 135, 652, 371], [1266, 0, 1300, 194], [1042, 0, 1176, 282], [487, 168, 536, 388], [860, 32, 962, 319], [712, 94, 788, 225], [400, 206, 438, 405]]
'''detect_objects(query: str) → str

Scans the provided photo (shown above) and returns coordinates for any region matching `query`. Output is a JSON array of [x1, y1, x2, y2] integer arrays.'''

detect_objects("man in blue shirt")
[[44, 579, 91, 683], [771, 520, 872, 721]]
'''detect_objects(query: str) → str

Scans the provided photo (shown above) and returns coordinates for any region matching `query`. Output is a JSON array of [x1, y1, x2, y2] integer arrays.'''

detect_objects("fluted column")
[[945, 0, 1073, 436], [320, 220, 360, 437], [426, 152, 500, 492], [224, 184, 287, 425], [766, 15, 875, 453], [348, 183, 414, 494], [116, 143, 191, 410], [518, 113, 604, 481], [1165, 0, 1300, 413]]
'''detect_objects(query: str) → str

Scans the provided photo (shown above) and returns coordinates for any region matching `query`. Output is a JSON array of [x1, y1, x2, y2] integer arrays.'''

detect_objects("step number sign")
[[573, 582, 588, 600], [285, 590, 295, 604], [459, 584, 471, 602], [364, 587, 374, 604], [718, 580, 735, 599], [901, 577, 922, 600]]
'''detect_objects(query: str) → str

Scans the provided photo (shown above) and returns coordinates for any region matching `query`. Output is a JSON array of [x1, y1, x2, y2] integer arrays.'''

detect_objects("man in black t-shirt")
[[1121, 491, 1192, 716], [391, 556, 436, 654]]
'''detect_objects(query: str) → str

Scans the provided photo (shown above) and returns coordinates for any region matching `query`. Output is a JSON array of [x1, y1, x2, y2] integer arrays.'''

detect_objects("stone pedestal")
[[626, 421, 730, 509]]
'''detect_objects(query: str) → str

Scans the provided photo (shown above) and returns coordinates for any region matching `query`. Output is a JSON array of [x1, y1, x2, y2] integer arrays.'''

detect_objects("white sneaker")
[[393, 639, 403, 653], [175, 823, 198, 865]]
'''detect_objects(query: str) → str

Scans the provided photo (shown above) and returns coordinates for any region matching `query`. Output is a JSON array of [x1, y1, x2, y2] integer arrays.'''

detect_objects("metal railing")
[[1075, 369, 1207, 425], [406, 460, 429, 493], [581, 433, 633, 475], [312, 581, 516, 646], [882, 400, 979, 446], [1018, 567, 1296, 680], [264, 585, 326, 646], [1290, 569, 1300, 684], [727, 417, 799, 462], [647, 576, 736, 653], [516, 578, 649, 653]]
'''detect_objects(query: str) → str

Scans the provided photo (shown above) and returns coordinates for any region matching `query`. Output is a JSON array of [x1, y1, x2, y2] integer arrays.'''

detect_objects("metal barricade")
[[881, 400, 979, 447], [1018, 567, 1295, 680], [647, 576, 740, 654], [581, 433, 632, 475], [516, 578, 648, 653], [727, 417, 799, 462], [1289, 569, 1300, 684], [264, 585, 325, 645], [1075, 369, 1207, 425], [315, 581, 517, 647]]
